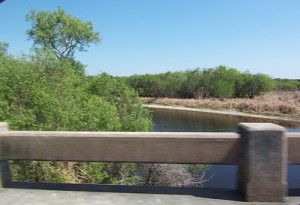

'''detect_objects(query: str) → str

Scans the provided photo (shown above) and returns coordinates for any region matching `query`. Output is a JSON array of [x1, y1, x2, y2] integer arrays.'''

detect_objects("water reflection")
[[149, 107, 300, 189]]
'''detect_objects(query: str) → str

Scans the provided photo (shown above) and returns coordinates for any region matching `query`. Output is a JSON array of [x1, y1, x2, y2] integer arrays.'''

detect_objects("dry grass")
[[142, 91, 300, 120]]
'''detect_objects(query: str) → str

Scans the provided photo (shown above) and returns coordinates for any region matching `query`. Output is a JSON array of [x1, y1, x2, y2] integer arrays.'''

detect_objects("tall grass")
[[142, 91, 300, 119]]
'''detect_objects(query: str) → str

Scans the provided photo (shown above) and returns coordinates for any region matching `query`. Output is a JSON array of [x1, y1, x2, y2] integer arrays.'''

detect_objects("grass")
[[142, 91, 300, 121]]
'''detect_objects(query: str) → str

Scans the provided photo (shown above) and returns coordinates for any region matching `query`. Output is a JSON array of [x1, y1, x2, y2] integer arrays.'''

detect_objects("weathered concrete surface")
[[0, 131, 240, 164], [0, 122, 11, 188], [238, 123, 287, 202], [0, 122, 8, 131], [287, 133, 300, 164], [0, 188, 300, 205]]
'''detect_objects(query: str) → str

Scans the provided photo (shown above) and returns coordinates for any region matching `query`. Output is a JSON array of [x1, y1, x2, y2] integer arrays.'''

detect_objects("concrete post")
[[0, 122, 12, 188], [0, 122, 8, 131], [237, 123, 287, 202]]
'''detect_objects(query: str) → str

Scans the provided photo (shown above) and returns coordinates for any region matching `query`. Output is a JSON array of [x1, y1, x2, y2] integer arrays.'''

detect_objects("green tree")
[[242, 73, 275, 98], [213, 80, 234, 98], [125, 74, 164, 97], [69, 58, 86, 76], [0, 51, 151, 184], [1, 10, 153, 185], [275, 79, 300, 91], [0, 50, 121, 131], [196, 68, 215, 98], [26, 7, 100, 60], [183, 69, 207, 98], [88, 73, 151, 131], [0, 42, 8, 56]]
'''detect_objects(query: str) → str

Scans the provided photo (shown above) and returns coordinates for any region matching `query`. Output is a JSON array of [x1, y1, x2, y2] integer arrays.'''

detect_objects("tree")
[[163, 71, 187, 98], [210, 66, 236, 98], [242, 73, 275, 98], [0, 51, 151, 183], [0, 42, 8, 56], [87, 73, 151, 131], [26, 7, 100, 60], [213, 80, 234, 98], [275, 79, 300, 91]]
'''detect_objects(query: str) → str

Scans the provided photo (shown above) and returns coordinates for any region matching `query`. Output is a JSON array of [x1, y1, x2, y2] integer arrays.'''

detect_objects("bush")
[[124, 66, 276, 99], [0, 49, 151, 184]]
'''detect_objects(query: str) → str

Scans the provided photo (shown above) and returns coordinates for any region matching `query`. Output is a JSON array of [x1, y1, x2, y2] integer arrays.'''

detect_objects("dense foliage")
[[275, 78, 300, 91], [0, 47, 153, 184], [6, 6, 295, 186], [0, 47, 209, 186], [1, 6, 210, 187], [0, 7, 154, 184], [87, 73, 151, 131], [125, 66, 278, 99]]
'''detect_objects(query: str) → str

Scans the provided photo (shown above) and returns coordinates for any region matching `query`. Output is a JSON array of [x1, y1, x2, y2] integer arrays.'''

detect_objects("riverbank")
[[142, 91, 300, 123]]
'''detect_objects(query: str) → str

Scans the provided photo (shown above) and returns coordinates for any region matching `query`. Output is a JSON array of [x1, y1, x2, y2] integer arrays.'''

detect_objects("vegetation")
[[5, 7, 298, 187], [137, 164, 211, 187], [143, 91, 300, 120], [125, 66, 285, 99], [1, 8, 209, 187], [275, 78, 300, 91], [26, 7, 100, 60], [26, 7, 101, 77], [0, 7, 150, 185], [126, 66, 299, 120], [0, 47, 153, 184]]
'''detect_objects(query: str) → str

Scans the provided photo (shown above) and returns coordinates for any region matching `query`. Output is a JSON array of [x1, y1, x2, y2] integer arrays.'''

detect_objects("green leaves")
[[87, 73, 152, 131], [275, 79, 300, 91], [0, 47, 152, 184], [26, 7, 100, 59], [1, 7, 152, 184], [0, 49, 151, 132], [0, 42, 8, 56], [125, 66, 276, 99]]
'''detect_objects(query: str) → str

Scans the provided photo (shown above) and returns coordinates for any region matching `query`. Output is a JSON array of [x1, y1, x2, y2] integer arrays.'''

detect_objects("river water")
[[149, 107, 300, 189]]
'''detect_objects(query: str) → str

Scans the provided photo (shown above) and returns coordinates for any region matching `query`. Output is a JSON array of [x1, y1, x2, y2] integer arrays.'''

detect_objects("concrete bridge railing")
[[1, 122, 300, 202]]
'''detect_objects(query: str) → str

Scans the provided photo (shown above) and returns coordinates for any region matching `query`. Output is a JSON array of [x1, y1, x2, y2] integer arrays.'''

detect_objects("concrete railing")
[[0, 122, 300, 202]]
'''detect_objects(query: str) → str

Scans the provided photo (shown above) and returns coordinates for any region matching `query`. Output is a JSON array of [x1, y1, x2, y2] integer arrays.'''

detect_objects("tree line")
[[124, 66, 300, 99]]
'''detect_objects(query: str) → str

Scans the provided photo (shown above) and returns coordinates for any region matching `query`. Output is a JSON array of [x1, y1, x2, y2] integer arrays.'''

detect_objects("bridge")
[[1, 122, 300, 204]]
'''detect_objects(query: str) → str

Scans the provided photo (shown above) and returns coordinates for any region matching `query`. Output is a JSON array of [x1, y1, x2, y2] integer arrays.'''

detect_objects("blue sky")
[[0, 0, 299, 79]]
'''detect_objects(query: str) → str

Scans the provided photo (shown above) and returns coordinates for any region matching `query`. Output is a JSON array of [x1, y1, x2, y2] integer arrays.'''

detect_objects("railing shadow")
[[4, 181, 244, 201], [289, 189, 300, 196], [3, 181, 300, 201]]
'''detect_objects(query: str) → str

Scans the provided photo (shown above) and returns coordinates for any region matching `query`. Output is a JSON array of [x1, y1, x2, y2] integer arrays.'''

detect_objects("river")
[[149, 107, 300, 189]]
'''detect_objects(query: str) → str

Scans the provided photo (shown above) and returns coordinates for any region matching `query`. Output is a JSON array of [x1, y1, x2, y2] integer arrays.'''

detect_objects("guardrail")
[[0, 122, 299, 202]]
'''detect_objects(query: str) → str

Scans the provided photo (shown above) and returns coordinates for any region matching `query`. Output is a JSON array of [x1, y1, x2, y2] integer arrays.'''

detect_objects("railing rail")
[[1, 122, 300, 202], [0, 131, 240, 164]]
